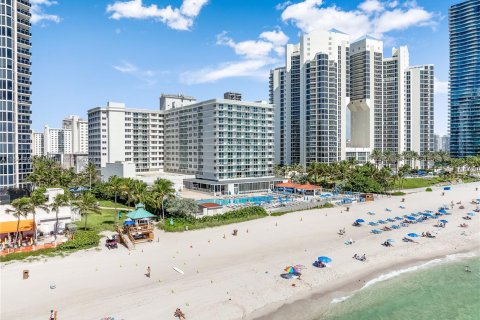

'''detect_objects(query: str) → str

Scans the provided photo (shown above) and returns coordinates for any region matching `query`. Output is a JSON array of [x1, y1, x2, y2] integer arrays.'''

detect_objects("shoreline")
[[248, 246, 480, 320]]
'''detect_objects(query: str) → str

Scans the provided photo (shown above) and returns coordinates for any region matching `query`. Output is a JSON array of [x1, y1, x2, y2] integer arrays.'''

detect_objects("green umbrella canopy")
[[127, 203, 156, 220]]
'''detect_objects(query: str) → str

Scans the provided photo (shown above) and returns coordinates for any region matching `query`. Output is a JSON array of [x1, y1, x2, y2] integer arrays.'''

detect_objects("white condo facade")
[[270, 29, 350, 166], [271, 30, 435, 166]]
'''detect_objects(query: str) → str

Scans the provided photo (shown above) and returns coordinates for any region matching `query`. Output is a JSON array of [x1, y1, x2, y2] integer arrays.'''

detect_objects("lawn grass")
[[75, 208, 129, 233], [395, 177, 446, 189]]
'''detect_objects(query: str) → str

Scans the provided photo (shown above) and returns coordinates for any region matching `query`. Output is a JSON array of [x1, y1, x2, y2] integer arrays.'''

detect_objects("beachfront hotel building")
[[164, 97, 278, 194], [270, 29, 350, 166], [0, 0, 32, 189], [448, 0, 480, 157], [88, 94, 279, 194], [271, 30, 435, 166]]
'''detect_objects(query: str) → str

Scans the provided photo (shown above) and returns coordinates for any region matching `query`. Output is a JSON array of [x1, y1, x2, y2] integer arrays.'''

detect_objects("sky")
[[30, 0, 459, 135]]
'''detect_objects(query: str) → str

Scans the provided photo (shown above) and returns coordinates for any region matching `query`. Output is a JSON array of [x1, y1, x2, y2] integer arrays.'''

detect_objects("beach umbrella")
[[440, 219, 448, 223], [369, 222, 378, 226], [439, 208, 447, 214], [385, 208, 392, 212], [378, 220, 387, 224], [387, 218, 395, 222], [391, 225, 400, 229], [356, 219, 365, 223], [386, 239, 395, 243], [371, 229, 382, 234], [467, 212, 476, 216], [285, 265, 303, 274], [407, 233, 419, 237], [407, 216, 416, 221], [395, 216, 403, 220], [317, 256, 332, 263], [424, 210, 433, 213], [423, 213, 434, 217]]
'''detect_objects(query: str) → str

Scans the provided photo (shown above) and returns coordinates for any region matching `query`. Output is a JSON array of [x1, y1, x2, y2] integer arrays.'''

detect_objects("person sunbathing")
[[459, 223, 468, 228], [464, 216, 472, 220]]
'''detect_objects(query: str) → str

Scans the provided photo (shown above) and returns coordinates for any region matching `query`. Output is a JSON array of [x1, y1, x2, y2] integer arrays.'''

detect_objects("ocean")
[[320, 254, 480, 320]]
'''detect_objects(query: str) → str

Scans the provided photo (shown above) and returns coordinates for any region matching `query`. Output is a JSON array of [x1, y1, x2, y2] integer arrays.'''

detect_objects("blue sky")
[[31, 0, 458, 135]]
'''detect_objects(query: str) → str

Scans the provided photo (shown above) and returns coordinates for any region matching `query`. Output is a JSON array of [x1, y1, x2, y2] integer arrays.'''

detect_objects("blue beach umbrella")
[[318, 256, 332, 263], [378, 220, 387, 224], [407, 233, 419, 237], [385, 208, 392, 212], [424, 210, 433, 213], [423, 213, 434, 218], [356, 219, 365, 223], [467, 212, 476, 216], [387, 239, 395, 243], [369, 222, 378, 226], [387, 218, 395, 222], [372, 229, 382, 234], [391, 225, 400, 229], [395, 216, 403, 220], [407, 216, 416, 221], [439, 208, 447, 214], [440, 219, 448, 223]]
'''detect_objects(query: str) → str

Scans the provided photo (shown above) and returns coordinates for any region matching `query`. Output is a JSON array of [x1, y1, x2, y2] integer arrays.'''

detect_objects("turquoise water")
[[198, 195, 275, 206], [321, 256, 480, 320]]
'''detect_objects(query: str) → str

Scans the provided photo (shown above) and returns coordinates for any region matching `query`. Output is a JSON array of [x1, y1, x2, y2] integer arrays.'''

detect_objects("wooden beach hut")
[[117, 203, 155, 247]]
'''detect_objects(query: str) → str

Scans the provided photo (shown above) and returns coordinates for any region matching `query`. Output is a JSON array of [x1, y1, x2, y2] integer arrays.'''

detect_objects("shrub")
[[58, 230, 100, 250], [391, 191, 406, 196], [425, 187, 433, 192], [161, 206, 268, 232]]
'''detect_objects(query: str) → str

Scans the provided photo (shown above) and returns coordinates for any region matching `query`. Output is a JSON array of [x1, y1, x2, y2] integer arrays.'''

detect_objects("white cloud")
[[181, 29, 288, 84], [30, 0, 61, 25], [113, 60, 159, 85], [280, 0, 436, 40], [359, 0, 384, 13], [434, 77, 448, 94], [106, 0, 208, 31]]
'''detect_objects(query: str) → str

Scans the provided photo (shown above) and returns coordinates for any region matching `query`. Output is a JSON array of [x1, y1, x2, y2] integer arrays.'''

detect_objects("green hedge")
[[391, 191, 406, 196], [58, 231, 100, 250], [161, 206, 268, 232], [425, 187, 433, 192]]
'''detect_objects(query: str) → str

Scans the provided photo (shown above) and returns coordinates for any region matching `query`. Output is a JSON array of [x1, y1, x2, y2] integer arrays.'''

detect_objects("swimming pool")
[[198, 195, 275, 206]]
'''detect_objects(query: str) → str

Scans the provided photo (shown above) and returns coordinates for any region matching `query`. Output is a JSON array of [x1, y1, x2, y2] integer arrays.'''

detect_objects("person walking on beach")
[[146, 266, 151, 278], [49, 310, 57, 320], [174, 308, 186, 319]]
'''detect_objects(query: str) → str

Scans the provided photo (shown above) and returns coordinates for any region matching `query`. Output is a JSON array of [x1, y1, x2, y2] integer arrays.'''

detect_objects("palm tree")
[[149, 178, 175, 220], [6, 197, 34, 244], [72, 192, 102, 230], [307, 162, 322, 185], [436, 151, 450, 171], [50, 193, 70, 240], [273, 164, 289, 178], [382, 150, 394, 168], [370, 149, 383, 168], [29, 188, 50, 243], [106, 176, 127, 223], [84, 162, 98, 189]]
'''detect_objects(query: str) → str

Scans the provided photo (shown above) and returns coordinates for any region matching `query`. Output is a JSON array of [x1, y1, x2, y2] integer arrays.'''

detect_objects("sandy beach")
[[1, 182, 479, 320]]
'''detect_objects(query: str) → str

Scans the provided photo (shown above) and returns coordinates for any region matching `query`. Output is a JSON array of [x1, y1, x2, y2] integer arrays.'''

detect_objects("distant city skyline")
[[30, 0, 459, 135]]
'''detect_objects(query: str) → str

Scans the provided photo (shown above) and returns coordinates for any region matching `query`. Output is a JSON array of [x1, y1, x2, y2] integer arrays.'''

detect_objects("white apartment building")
[[270, 29, 350, 166], [40, 125, 72, 155], [88, 102, 166, 173], [405, 65, 435, 157], [62, 115, 88, 154], [32, 132, 44, 157], [347, 36, 384, 162], [164, 98, 278, 194]]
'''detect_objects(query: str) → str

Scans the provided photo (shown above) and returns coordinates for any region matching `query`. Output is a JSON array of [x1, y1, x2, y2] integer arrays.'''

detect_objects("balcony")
[[18, 0, 31, 8], [17, 18, 31, 27], [17, 37, 31, 47], [17, 58, 31, 66], [17, 8, 31, 18], [17, 28, 32, 37]]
